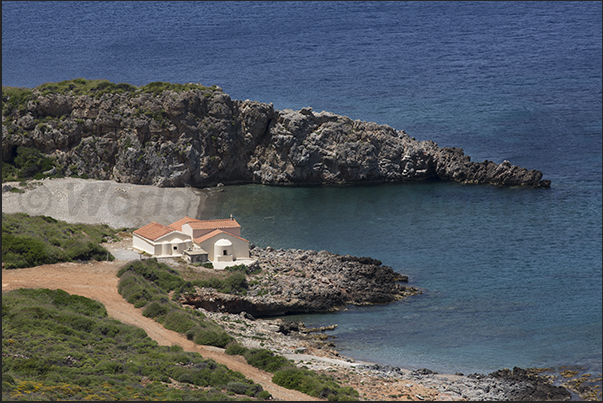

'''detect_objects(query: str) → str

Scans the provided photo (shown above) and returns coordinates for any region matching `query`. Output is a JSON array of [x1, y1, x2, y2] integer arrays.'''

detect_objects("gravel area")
[[2, 177, 214, 229]]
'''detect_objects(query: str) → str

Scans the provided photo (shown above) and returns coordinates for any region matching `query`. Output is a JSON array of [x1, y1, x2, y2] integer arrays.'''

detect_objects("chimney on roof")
[[230, 214, 233, 220]]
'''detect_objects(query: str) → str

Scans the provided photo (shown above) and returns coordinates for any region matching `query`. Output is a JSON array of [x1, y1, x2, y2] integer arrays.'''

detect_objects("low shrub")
[[2, 146, 59, 181], [142, 301, 169, 318], [244, 349, 292, 373], [161, 310, 196, 333], [192, 271, 248, 294], [225, 342, 249, 356], [193, 329, 233, 348], [2, 86, 34, 117], [226, 263, 262, 275], [226, 381, 250, 395], [272, 367, 359, 400], [117, 259, 184, 292]]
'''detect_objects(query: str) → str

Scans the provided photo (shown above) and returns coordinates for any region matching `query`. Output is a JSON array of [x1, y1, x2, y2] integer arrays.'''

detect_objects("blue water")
[[3, 1, 601, 377]]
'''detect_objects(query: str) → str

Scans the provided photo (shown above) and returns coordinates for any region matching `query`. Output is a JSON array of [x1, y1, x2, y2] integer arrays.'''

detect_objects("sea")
[[3, 1, 601, 379]]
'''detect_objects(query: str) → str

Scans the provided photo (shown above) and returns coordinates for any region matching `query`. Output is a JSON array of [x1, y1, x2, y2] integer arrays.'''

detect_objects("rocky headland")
[[2, 80, 551, 188], [178, 246, 421, 317]]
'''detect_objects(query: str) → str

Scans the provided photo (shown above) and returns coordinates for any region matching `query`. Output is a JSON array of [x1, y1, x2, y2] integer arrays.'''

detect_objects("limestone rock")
[[178, 247, 421, 317], [2, 86, 551, 188]]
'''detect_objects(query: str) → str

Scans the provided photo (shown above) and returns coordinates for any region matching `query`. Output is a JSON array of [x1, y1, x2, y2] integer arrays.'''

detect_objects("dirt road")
[[1, 259, 321, 401]]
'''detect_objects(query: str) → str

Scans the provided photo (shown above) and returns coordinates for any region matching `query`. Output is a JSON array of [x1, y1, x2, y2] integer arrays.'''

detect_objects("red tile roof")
[[134, 221, 177, 241], [193, 229, 249, 244], [186, 218, 241, 230], [168, 216, 200, 231]]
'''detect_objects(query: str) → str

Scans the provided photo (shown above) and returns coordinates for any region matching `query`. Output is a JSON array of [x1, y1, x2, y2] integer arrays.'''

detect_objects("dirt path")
[[1, 260, 321, 401]]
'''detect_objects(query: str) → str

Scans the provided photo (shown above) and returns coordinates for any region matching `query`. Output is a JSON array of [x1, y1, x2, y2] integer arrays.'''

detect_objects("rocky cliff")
[[2, 81, 551, 188]]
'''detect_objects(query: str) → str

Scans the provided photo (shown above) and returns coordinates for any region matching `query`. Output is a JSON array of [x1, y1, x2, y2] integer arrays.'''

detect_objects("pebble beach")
[[2, 177, 210, 229]]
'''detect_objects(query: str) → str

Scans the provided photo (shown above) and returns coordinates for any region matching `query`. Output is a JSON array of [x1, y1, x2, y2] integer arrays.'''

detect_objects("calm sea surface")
[[3, 1, 601, 376]]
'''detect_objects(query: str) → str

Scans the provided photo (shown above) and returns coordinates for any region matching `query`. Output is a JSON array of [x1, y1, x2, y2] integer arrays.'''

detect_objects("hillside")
[[1, 212, 120, 269], [2, 288, 272, 401], [2, 79, 550, 188]]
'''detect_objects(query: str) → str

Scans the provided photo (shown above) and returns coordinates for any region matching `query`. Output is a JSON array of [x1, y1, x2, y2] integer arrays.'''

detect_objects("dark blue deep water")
[[3, 1, 601, 377]]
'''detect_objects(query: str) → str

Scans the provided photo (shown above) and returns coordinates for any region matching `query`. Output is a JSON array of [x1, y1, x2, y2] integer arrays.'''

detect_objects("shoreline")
[[3, 178, 598, 400], [194, 305, 588, 401]]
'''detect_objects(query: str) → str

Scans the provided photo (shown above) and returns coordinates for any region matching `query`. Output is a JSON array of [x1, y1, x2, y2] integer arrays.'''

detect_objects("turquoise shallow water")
[[3, 1, 601, 377]]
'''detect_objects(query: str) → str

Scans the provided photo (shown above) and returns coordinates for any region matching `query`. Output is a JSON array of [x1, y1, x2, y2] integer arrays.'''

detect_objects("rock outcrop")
[[2, 83, 551, 188], [356, 364, 572, 401], [178, 246, 421, 317]]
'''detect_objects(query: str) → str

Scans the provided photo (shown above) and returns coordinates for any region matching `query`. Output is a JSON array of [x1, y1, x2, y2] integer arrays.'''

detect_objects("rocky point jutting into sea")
[[178, 246, 421, 317], [2, 81, 551, 188]]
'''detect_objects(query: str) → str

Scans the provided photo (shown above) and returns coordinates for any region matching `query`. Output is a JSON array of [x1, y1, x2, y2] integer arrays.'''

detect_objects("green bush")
[[94, 321, 121, 338], [2, 86, 34, 117], [3, 146, 58, 181], [185, 326, 200, 340], [192, 272, 248, 294], [117, 259, 184, 292], [225, 342, 249, 356], [271, 367, 359, 400], [11, 357, 51, 377], [177, 373, 193, 384], [244, 349, 292, 373], [142, 301, 170, 318], [161, 310, 196, 333], [193, 329, 233, 348], [1, 234, 51, 268], [36, 78, 137, 98], [226, 381, 250, 395], [223, 271, 248, 293], [226, 263, 262, 275], [139, 81, 215, 97]]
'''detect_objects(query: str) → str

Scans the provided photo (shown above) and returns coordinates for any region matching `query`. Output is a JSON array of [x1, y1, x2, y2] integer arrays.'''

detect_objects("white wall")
[[133, 234, 155, 255], [156, 232, 191, 256], [196, 232, 249, 262], [134, 231, 192, 257]]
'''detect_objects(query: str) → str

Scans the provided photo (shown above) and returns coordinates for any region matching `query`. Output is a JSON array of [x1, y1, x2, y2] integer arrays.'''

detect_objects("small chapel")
[[132, 216, 250, 266]]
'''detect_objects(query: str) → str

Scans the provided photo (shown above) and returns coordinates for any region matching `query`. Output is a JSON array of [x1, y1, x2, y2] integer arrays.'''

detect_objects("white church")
[[132, 216, 252, 268]]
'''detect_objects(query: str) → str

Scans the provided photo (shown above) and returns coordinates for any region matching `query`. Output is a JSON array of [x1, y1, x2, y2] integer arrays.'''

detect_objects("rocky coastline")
[[196, 308, 583, 401], [171, 246, 594, 400], [3, 81, 551, 188], [178, 246, 421, 317]]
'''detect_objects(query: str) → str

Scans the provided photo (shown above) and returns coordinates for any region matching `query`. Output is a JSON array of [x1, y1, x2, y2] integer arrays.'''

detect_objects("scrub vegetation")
[[2, 288, 270, 401], [116, 259, 237, 348], [2, 78, 220, 107], [224, 343, 359, 401], [1, 213, 118, 269], [2, 146, 63, 182], [117, 259, 359, 400]]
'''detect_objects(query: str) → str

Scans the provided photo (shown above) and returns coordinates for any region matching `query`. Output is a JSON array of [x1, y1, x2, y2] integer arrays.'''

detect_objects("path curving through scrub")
[[1, 259, 322, 401]]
